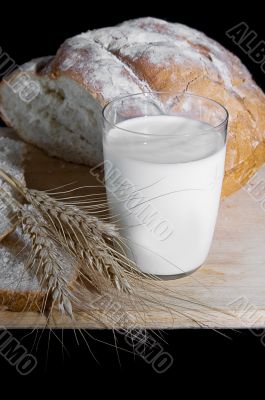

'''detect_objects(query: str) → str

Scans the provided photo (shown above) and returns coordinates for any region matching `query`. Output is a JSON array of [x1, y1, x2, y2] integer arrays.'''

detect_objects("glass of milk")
[[102, 92, 228, 278]]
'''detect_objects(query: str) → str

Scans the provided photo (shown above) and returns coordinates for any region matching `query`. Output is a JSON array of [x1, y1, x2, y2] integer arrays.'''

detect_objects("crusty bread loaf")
[[0, 17, 265, 197]]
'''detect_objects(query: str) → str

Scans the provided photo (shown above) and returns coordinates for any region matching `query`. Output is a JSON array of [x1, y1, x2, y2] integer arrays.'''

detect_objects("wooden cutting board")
[[1, 128, 265, 329]]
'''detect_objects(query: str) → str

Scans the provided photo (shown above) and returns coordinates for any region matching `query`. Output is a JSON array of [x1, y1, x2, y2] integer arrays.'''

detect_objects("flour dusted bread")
[[0, 228, 45, 312], [1, 17, 265, 197]]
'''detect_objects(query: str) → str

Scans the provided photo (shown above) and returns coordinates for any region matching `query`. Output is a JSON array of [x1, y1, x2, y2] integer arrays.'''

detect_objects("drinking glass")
[[102, 92, 228, 277]]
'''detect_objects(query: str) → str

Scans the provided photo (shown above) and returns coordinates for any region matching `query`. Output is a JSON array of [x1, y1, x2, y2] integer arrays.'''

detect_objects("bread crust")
[[1, 18, 265, 197]]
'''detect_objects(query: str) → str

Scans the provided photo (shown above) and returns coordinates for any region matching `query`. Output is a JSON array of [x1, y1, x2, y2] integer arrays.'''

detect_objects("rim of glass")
[[102, 91, 229, 137]]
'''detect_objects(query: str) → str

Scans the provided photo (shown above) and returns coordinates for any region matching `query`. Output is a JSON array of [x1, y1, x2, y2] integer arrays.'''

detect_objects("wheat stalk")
[[20, 210, 76, 318], [24, 189, 137, 292]]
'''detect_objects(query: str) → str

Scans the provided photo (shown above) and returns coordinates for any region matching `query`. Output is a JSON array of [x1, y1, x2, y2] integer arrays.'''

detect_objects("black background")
[[0, 0, 264, 382]]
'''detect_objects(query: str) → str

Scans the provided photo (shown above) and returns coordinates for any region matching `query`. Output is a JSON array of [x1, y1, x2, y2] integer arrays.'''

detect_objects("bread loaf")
[[0, 17, 265, 197]]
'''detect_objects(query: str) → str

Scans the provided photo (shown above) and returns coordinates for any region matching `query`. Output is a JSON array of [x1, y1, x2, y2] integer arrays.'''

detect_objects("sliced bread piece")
[[0, 132, 77, 312], [0, 133, 28, 239], [0, 133, 45, 311], [0, 228, 45, 312]]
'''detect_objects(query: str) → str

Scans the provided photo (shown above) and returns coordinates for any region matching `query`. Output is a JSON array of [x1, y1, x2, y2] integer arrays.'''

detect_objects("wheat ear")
[[20, 210, 76, 318]]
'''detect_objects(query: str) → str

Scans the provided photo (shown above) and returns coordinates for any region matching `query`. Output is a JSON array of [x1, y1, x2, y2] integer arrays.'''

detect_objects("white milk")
[[103, 115, 226, 276]]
